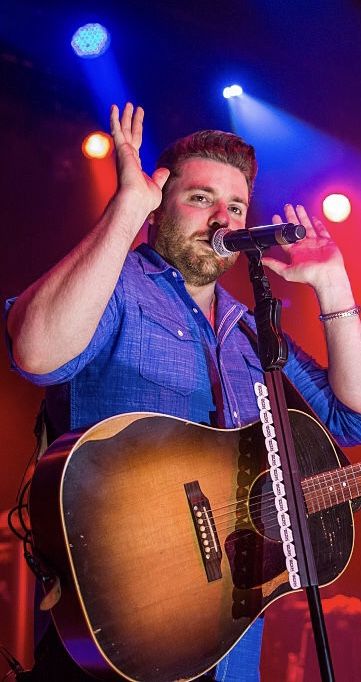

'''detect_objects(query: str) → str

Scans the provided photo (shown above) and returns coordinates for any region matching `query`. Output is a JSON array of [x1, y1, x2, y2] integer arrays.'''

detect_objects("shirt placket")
[[158, 264, 245, 428], [216, 305, 245, 427]]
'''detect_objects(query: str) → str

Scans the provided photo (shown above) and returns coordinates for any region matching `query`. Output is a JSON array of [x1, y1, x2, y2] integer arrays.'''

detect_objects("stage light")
[[322, 194, 351, 222], [82, 132, 112, 159], [223, 84, 243, 99], [71, 23, 110, 58]]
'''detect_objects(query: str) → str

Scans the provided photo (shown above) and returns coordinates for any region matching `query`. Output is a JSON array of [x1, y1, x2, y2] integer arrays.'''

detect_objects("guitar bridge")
[[184, 481, 222, 582]]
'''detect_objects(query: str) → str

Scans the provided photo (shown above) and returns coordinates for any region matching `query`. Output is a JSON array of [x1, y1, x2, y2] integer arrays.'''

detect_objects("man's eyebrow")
[[184, 185, 249, 207], [230, 194, 249, 208]]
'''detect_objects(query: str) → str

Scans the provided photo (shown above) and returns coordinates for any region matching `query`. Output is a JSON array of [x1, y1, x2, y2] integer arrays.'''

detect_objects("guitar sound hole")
[[249, 471, 280, 541], [224, 470, 286, 590]]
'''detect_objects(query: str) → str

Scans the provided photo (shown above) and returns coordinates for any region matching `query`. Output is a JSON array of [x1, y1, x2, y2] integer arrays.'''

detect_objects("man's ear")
[[148, 211, 155, 225]]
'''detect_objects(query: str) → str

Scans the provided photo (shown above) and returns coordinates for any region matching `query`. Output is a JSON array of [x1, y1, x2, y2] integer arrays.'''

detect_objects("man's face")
[[150, 158, 249, 286]]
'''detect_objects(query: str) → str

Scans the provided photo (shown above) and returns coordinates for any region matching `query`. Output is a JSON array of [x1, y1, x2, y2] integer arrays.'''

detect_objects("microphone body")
[[211, 223, 306, 256]]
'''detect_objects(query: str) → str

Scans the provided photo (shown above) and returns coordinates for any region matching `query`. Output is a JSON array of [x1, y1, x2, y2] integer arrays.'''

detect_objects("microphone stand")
[[246, 247, 335, 682]]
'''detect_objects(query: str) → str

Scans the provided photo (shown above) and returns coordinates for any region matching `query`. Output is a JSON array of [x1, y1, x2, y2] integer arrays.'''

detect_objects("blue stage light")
[[223, 84, 243, 99], [71, 23, 111, 58]]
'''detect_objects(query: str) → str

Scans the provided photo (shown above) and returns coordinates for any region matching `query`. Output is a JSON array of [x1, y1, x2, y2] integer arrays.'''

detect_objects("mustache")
[[193, 224, 229, 242], [193, 231, 215, 242]]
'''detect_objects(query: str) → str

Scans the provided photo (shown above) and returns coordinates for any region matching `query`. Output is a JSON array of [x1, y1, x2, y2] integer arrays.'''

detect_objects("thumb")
[[261, 255, 288, 276], [152, 167, 170, 190]]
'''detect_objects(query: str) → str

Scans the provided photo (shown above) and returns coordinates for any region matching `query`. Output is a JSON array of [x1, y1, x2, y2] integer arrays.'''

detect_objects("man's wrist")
[[315, 276, 355, 315], [103, 190, 151, 242], [111, 189, 153, 222], [308, 260, 352, 309]]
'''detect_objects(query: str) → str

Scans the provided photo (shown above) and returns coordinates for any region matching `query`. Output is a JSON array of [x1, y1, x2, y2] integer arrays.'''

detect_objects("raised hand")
[[261, 203, 345, 291], [110, 102, 170, 215]]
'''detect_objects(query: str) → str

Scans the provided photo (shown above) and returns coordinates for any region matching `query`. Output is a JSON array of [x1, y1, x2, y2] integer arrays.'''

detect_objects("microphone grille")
[[211, 228, 234, 257]]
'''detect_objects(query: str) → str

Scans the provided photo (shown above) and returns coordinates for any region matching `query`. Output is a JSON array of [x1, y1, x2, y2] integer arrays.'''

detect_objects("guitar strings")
[[209, 485, 356, 528], [207, 483, 351, 522], [204, 502, 353, 552], [147, 469, 361, 557], [207, 473, 357, 522], [209, 488, 359, 544], [198, 480, 358, 539]]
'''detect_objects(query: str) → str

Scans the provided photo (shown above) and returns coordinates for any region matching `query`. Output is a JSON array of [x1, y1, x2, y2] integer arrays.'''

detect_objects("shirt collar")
[[135, 243, 184, 278], [135, 242, 249, 325], [215, 283, 248, 320]]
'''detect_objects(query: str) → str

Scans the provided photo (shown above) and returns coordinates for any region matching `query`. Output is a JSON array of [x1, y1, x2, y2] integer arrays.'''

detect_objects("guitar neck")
[[302, 463, 361, 514]]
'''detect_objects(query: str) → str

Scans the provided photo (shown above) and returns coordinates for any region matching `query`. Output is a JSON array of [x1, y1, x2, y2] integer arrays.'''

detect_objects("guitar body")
[[29, 410, 354, 681]]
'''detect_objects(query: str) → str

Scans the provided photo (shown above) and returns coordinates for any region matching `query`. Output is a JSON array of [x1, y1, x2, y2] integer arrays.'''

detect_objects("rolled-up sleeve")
[[4, 285, 122, 387], [285, 336, 361, 447]]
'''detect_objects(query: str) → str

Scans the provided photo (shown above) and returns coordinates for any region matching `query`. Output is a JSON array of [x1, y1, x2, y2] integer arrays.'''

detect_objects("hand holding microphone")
[[211, 223, 306, 257], [223, 203, 345, 290]]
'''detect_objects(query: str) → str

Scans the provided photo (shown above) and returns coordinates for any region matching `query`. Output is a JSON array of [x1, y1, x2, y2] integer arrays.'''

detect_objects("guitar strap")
[[238, 315, 361, 513], [33, 399, 49, 461]]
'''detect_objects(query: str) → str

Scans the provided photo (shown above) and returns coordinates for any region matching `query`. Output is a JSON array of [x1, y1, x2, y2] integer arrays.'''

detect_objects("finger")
[[294, 204, 317, 237], [132, 106, 144, 151], [312, 215, 331, 238], [120, 102, 134, 143], [110, 104, 124, 146], [261, 255, 289, 277], [283, 203, 300, 226], [152, 167, 170, 190]]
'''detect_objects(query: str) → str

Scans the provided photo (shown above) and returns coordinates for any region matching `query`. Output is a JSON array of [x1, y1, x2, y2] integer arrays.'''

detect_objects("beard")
[[153, 214, 239, 286]]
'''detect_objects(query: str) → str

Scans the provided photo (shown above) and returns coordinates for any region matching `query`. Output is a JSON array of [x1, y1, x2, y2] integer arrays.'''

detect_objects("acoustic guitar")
[[29, 410, 361, 681]]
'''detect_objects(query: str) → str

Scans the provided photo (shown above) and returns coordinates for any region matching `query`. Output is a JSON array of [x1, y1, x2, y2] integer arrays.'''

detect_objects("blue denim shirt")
[[6, 244, 361, 681], [6, 244, 361, 446]]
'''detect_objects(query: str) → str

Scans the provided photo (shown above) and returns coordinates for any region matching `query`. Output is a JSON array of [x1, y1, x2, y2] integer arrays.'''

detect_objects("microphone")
[[211, 223, 306, 257]]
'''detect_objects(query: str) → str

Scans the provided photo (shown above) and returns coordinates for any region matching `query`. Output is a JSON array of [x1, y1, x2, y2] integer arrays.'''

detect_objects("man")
[[6, 102, 361, 680]]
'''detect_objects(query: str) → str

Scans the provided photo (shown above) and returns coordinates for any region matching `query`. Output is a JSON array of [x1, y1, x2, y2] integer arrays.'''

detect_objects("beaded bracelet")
[[319, 305, 361, 322]]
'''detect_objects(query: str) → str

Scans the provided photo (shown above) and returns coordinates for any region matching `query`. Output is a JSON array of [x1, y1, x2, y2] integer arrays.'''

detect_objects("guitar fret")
[[308, 476, 319, 514], [337, 469, 347, 503], [307, 480, 319, 513], [350, 464, 361, 499], [321, 472, 332, 508], [345, 465, 361, 502], [322, 469, 344, 507], [303, 476, 322, 514]]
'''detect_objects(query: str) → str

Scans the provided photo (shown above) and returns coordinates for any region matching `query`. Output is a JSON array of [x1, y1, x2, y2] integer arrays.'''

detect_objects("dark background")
[[1, 1, 361, 679]]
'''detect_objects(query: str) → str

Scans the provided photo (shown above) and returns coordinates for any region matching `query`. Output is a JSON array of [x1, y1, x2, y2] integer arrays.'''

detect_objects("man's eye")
[[191, 194, 209, 203], [230, 206, 243, 215]]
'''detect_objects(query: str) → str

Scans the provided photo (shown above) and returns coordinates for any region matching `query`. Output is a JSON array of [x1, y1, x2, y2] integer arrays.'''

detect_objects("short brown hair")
[[156, 129, 257, 197]]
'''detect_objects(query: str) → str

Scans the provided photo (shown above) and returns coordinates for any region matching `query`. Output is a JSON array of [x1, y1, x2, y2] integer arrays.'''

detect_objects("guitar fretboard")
[[302, 463, 361, 513]]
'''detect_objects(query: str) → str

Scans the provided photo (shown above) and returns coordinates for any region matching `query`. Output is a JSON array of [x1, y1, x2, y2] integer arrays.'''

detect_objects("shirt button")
[[172, 271, 177, 278], [177, 329, 184, 337], [233, 410, 238, 418], [192, 307, 199, 314]]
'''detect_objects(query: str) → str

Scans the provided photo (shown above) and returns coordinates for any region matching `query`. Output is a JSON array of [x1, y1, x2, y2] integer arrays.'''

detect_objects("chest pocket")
[[139, 304, 199, 395]]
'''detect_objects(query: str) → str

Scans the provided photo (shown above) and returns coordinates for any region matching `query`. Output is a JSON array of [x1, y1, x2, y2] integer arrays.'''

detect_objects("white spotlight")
[[323, 194, 351, 223], [223, 84, 243, 99]]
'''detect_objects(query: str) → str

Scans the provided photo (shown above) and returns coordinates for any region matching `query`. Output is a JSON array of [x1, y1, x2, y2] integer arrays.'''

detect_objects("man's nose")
[[208, 204, 229, 228]]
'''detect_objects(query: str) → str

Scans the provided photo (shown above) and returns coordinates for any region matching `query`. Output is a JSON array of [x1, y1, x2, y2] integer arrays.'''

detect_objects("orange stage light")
[[82, 132, 113, 159]]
